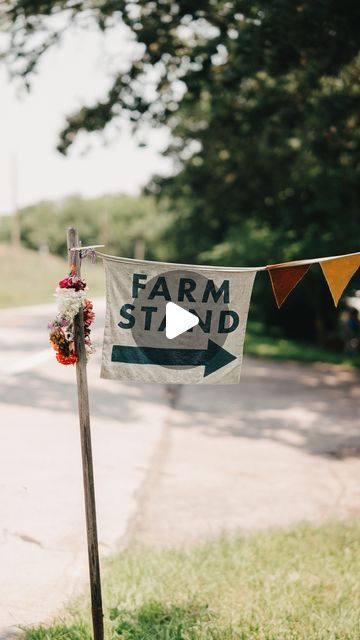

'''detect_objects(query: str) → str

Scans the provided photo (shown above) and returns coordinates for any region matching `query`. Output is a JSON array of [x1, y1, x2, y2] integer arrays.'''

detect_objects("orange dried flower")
[[56, 352, 78, 365]]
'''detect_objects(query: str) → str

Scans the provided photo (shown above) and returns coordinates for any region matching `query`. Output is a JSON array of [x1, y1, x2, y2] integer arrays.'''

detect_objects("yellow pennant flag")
[[320, 253, 360, 306]]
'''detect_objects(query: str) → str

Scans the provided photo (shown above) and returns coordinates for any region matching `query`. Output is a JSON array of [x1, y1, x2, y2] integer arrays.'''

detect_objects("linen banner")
[[100, 255, 257, 384]]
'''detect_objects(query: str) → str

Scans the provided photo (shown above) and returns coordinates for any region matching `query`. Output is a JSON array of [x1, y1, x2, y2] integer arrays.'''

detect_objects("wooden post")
[[67, 227, 104, 640]]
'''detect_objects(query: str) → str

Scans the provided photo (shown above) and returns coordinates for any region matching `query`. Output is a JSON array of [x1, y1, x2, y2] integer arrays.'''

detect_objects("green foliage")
[[0, 216, 11, 244], [2, 1, 360, 341], [23, 521, 360, 639], [17, 193, 171, 261]]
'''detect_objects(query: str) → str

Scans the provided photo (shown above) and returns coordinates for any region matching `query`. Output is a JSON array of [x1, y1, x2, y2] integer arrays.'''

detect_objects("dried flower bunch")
[[48, 267, 95, 365]]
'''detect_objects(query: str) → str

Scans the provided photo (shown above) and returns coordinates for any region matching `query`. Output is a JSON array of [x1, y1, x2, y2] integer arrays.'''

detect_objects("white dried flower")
[[55, 288, 85, 322]]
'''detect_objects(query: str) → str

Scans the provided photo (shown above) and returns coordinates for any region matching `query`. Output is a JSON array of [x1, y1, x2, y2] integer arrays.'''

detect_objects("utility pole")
[[11, 155, 21, 247], [134, 237, 145, 260]]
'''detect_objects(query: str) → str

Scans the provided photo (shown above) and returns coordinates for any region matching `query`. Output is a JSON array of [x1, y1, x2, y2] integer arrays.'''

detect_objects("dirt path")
[[134, 358, 360, 546]]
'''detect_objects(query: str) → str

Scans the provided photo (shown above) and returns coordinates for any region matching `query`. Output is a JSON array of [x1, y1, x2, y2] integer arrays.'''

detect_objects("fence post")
[[67, 227, 104, 640]]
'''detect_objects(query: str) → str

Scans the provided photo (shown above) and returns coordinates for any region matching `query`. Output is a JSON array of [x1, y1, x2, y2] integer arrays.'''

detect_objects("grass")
[[22, 520, 360, 639], [0, 244, 105, 308], [244, 320, 360, 370]]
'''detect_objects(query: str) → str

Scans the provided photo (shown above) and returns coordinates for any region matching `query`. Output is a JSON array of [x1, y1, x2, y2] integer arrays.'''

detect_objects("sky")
[[0, 23, 171, 215]]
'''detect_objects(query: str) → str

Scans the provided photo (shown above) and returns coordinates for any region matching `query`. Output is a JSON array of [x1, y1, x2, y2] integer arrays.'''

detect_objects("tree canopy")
[[2, 1, 360, 340], [0, 193, 171, 259]]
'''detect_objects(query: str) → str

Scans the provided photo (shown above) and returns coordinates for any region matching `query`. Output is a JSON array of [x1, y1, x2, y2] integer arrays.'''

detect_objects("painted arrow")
[[111, 339, 237, 378]]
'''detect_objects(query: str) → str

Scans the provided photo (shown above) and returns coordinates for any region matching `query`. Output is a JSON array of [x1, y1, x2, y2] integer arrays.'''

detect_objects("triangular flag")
[[320, 254, 360, 306], [267, 263, 311, 308]]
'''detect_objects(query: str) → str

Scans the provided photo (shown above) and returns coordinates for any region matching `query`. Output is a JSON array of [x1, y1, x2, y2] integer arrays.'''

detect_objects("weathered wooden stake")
[[67, 227, 104, 640]]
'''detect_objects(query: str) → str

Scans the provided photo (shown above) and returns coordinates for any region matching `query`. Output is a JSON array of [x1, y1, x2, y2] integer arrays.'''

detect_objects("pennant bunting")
[[267, 263, 311, 308], [95, 250, 360, 321], [320, 254, 360, 306]]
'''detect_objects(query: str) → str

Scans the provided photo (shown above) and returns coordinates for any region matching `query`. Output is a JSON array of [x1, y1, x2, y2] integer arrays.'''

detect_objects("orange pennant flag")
[[267, 263, 311, 308], [320, 254, 360, 306]]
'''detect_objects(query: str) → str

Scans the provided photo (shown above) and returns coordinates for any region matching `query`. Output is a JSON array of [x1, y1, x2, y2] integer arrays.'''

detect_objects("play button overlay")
[[165, 302, 199, 339]]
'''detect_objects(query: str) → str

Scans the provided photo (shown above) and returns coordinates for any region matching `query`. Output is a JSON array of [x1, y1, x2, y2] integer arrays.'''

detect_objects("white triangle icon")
[[165, 302, 199, 339]]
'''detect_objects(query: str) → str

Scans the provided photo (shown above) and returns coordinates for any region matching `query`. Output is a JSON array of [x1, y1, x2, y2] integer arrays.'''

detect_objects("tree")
[[17, 193, 171, 259], [3, 1, 360, 341]]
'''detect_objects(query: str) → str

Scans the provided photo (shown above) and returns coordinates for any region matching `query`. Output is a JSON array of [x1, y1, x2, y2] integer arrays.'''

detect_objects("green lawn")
[[22, 520, 360, 639], [0, 244, 105, 308], [244, 320, 360, 370]]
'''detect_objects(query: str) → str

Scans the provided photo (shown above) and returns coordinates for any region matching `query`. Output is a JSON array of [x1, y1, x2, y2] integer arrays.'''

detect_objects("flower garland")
[[48, 267, 95, 365]]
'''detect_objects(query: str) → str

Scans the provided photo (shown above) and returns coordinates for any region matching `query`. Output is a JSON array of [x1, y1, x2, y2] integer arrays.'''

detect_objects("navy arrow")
[[111, 339, 236, 378]]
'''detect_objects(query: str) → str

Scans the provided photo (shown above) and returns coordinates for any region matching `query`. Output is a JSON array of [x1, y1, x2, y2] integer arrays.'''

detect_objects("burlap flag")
[[320, 254, 360, 306], [267, 263, 310, 308]]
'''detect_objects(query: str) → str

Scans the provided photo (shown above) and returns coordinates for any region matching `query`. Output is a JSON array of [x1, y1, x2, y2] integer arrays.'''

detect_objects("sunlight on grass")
[[244, 321, 360, 370], [22, 520, 360, 640], [0, 244, 105, 308]]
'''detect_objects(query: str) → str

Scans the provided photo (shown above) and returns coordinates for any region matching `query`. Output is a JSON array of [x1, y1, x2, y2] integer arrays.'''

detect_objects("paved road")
[[0, 301, 359, 635], [135, 359, 360, 546], [0, 300, 170, 637]]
